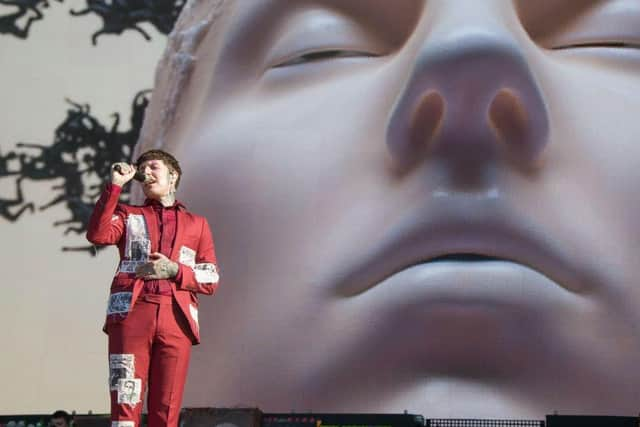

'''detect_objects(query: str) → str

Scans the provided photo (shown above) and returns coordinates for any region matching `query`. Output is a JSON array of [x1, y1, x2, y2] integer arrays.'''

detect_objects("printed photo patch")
[[107, 292, 133, 315], [129, 239, 150, 261], [179, 245, 196, 268], [109, 354, 134, 391], [111, 422, 135, 427], [194, 263, 219, 283], [117, 378, 142, 406], [118, 260, 145, 274], [125, 214, 149, 261]]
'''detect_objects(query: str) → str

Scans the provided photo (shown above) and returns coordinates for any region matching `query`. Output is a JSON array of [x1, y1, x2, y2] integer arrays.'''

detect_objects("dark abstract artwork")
[[0, 90, 151, 254], [71, 0, 187, 45], [0, 0, 63, 39], [0, 0, 182, 254], [0, 0, 185, 43]]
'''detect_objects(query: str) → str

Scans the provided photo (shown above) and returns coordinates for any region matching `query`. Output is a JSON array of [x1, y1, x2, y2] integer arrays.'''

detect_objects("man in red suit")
[[86, 149, 219, 427]]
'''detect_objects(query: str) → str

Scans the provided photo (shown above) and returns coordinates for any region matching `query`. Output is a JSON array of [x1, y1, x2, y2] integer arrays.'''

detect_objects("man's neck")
[[158, 193, 176, 207]]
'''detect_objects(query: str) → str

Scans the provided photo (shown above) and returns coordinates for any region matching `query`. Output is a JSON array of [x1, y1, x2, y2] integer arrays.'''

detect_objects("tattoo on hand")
[[156, 259, 178, 279]]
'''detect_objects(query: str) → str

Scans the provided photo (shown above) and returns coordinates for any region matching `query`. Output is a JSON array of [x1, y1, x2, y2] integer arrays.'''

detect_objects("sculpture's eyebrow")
[[222, 0, 421, 58], [515, 0, 603, 39]]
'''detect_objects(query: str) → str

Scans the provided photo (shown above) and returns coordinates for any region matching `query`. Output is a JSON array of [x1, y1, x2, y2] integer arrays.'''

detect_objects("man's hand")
[[135, 252, 179, 280], [111, 162, 137, 187]]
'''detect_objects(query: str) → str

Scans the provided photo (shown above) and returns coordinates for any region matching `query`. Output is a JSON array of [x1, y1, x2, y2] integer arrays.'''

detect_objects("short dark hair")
[[135, 149, 182, 189], [51, 410, 72, 424]]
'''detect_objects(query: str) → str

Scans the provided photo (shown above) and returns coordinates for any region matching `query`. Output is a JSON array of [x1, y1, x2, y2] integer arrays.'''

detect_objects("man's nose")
[[386, 9, 549, 186]]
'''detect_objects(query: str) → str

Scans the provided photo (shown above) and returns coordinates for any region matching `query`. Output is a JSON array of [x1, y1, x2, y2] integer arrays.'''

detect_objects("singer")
[[86, 149, 219, 427]]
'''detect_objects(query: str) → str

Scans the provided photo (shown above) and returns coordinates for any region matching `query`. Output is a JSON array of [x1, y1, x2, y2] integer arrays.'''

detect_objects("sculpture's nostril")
[[410, 91, 446, 151], [488, 88, 530, 150]]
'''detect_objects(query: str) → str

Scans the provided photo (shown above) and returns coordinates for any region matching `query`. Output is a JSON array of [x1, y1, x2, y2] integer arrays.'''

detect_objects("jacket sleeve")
[[86, 183, 126, 246], [175, 217, 219, 295]]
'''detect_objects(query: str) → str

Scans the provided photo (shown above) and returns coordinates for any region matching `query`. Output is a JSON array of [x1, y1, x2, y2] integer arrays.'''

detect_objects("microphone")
[[114, 164, 148, 183]]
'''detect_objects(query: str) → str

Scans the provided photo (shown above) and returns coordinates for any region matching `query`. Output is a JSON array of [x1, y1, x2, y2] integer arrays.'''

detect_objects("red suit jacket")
[[86, 183, 219, 344]]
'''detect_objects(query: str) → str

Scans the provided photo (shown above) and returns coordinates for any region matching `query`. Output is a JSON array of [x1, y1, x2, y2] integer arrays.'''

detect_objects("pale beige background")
[[0, 1, 165, 414]]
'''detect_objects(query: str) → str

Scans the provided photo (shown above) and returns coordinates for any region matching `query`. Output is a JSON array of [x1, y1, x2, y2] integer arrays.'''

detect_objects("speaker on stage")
[[73, 415, 111, 427], [545, 415, 637, 427], [425, 420, 542, 427], [180, 407, 263, 427]]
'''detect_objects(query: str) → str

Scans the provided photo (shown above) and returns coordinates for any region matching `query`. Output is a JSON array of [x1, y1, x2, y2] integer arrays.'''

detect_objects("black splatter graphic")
[[70, 0, 186, 45], [0, 0, 63, 39], [0, 90, 150, 254]]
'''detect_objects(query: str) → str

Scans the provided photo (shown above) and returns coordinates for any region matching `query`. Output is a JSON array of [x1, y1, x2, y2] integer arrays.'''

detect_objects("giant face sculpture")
[[136, 0, 640, 418]]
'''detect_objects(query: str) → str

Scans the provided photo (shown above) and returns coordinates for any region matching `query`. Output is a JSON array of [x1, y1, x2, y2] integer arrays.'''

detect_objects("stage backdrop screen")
[[1, 0, 639, 420]]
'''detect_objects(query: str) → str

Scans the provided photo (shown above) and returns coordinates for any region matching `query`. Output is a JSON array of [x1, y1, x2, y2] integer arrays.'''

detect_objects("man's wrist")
[[168, 261, 179, 278], [106, 182, 123, 192], [158, 259, 179, 279]]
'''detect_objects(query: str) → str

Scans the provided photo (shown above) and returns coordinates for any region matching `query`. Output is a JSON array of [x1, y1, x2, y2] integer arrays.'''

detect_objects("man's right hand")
[[111, 162, 137, 187]]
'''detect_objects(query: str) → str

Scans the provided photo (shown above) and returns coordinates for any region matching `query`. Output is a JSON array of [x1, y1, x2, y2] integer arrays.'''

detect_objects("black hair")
[[51, 410, 72, 424]]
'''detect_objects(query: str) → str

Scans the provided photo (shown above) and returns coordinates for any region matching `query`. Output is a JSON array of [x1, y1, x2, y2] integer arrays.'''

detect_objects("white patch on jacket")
[[119, 214, 150, 273], [125, 214, 150, 261], [179, 245, 196, 268], [194, 263, 219, 283], [189, 304, 199, 331]]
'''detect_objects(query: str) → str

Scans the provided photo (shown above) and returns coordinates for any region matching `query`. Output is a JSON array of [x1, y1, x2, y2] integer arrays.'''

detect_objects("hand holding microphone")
[[111, 163, 147, 186]]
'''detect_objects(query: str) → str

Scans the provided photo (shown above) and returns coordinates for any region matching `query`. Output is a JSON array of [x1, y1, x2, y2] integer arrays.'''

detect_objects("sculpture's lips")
[[428, 253, 504, 262], [334, 259, 589, 379], [332, 200, 595, 298], [349, 261, 582, 329]]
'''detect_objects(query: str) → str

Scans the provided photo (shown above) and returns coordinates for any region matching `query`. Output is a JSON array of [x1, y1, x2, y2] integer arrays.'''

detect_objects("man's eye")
[[273, 49, 378, 68]]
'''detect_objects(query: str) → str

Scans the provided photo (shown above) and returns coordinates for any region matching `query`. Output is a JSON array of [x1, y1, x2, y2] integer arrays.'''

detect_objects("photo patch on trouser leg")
[[109, 354, 134, 391], [117, 378, 142, 406]]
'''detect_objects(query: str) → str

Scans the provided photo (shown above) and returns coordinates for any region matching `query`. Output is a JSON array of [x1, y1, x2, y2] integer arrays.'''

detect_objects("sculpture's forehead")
[[206, 0, 610, 46], [215, 0, 420, 31]]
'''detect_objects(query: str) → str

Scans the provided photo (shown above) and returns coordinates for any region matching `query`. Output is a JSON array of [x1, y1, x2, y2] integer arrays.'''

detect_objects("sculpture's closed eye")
[[519, 0, 640, 53], [273, 49, 379, 68]]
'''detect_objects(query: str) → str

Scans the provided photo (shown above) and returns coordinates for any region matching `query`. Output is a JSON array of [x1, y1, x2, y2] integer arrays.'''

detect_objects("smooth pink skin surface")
[[142, 0, 640, 418]]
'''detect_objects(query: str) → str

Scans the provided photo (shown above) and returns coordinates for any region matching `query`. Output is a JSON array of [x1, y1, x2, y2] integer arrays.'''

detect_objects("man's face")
[[170, 0, 640, 418], [50, 418, 68, 427], [138, 159, 175, 200], [124, 381, 134, 394]]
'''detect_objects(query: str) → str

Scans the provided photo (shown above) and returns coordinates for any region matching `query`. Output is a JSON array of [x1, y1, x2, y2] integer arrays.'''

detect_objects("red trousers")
[[108, 294, 192, 427]]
